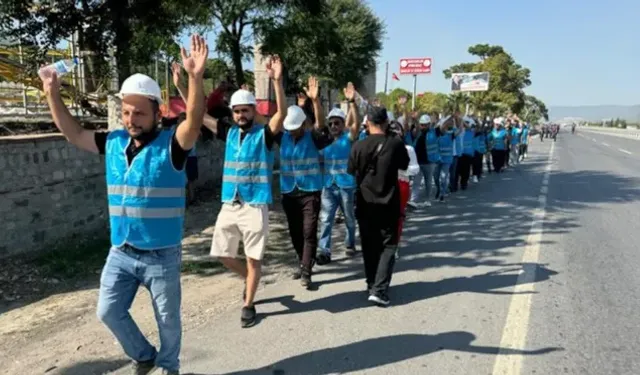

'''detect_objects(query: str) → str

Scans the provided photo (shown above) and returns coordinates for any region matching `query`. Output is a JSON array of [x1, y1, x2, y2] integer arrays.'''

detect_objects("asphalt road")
[[102, 129, 639, 375]]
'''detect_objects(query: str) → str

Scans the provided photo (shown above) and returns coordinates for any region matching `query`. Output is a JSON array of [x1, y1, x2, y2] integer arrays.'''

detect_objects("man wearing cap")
[[273, 76, 333, 288], [39, 35, 207, 375], [457, 116, 476, 190], [472, 119, 488, 182], [408, 113, 439, 208], [317, 83, 361, 265], [348, 106, 409, 306], [208, 56, 286, 328]]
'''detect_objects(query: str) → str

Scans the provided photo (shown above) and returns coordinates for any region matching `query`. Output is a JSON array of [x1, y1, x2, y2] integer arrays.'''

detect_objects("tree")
[[415, 92, 448, 115], [260, 0, 384, 94], [521, 94, 549, 125], [443, 44, 537, 116], [0, 0, 207, 86], [203, 0, 323, 86]]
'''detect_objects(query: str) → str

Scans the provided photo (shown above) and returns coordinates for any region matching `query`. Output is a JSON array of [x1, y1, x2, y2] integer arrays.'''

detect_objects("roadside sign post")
[[400, 57, 432, 111]]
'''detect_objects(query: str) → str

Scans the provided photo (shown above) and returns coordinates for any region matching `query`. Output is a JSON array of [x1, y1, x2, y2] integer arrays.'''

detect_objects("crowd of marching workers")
[[37, 35, 537, 375]]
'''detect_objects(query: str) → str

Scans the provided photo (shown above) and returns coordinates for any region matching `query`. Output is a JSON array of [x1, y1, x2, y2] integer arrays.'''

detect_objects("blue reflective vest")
[[358, 129, 368, 140], [106, 129, 186, 250], [491, 129, 507, 150], [322, 132, 356, 189], [221, 124, 274, 204], [473, 133, 487, 154], [521, 127, 530, 144], [438, 132, 454, 164], [454, 128, 464, 156], [425, 129, 440, 163], [280, 130, 323, 193], [462, 129, 475, 156], [511, 127, 522, 145]]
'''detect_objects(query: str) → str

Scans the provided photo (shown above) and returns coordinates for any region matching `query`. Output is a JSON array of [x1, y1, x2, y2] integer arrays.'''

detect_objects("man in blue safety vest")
[[317, 82, 361, 265], [472, 120, 488, 182], [40, 35, 208, 375], [273, 76, 333, 289], [435, 115, 455, 202], [209, 55, 287, 328], [457, 116, 476, 190], [408, 114, 440, 208]]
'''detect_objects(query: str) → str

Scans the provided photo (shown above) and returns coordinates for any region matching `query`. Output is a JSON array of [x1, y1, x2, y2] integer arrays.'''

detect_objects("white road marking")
[[602, 142, 610, 146], [492, 141, 555, 375], [619, 148, 632, 155]]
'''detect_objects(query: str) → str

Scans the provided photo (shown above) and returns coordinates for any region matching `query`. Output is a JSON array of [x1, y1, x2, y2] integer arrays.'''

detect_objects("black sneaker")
[[316, 253, 331, 265], [241, 305, 256, 328], [345, 247, 356, 257], [368, 293, 390, 306], [439, 195, 445, 202], [131, 359, 155, 375], [300, 267, 312, 289]]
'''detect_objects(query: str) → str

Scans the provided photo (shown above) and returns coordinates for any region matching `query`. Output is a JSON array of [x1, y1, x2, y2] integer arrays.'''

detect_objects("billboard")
[[450, 72, 490, 92], [399, 58, 432, 75]]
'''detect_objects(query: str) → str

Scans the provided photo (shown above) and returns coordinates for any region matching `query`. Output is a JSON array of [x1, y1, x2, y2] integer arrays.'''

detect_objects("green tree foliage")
[[0, 0, 206, 86], [443, 44, 538, 115], [202, 0, 323, 86], [415, 92, 448, 115], [521, 95, 549, 125], [260, 0, 384, 94]]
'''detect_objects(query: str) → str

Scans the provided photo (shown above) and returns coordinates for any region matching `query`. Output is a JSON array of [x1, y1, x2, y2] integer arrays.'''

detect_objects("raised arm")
[[267, 56, 287, 134], [171, 61, 219, 134], [343, 82, 360, 140], [174, 34, 208, 150], [304, 76, 324, 130], [41, 70, 98, 154]]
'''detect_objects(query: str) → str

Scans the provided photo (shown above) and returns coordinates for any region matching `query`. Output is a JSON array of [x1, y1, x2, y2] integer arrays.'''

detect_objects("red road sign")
[[399, 58, 432, 75]]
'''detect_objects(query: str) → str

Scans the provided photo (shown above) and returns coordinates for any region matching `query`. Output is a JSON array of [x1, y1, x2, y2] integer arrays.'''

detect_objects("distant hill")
[[549, 105, 640, 122]]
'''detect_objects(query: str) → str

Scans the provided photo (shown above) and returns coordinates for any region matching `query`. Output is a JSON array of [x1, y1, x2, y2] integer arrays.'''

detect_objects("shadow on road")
[[184, 331, 562, 375], [54, 359, 129, 375]]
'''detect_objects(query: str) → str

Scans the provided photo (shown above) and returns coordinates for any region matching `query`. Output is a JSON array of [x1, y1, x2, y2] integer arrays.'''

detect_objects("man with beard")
[[273, 76, 333, 289], [209, 56, 286, 328], [407, 114, 440, 208], [317, 83, 361, 265], [40, 35, 207, 375], [348, 106, 409, 305]]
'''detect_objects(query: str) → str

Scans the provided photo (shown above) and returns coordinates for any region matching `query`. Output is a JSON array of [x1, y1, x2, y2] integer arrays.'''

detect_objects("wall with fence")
[[0, 131, 225, 258]]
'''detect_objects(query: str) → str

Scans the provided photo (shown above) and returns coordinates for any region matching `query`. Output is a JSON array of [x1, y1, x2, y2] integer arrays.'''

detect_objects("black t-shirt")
[[348, 134, 409, 205], [414, 129, 428, 164], [94, 130, 190, 170]]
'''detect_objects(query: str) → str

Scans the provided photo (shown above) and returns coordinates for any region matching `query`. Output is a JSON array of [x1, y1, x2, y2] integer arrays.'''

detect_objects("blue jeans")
[[97, 245, 182, 372], [434, 162, 451, 197], [318, 185, 356, 256], [410, 164, 436, 202]]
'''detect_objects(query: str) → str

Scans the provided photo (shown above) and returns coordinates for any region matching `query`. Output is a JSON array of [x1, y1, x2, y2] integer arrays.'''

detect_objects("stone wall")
[[0, 133, 224, 258]]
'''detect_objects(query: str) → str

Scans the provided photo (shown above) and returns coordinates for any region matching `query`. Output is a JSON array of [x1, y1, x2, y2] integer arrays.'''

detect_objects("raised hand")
[[181, 34, 208, 77], [398, 96, 408, 105], [39, 68, 60, 95], [304, 76, 320, 100], [266, 55, 283, 81], [343, 82, 356, 101], [171, 62, 182, 87]]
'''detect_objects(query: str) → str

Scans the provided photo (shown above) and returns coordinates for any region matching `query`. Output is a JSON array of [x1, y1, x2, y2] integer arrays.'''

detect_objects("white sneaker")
[[421, 201, 432, 207], [472, 176, 479, 183], [368, 294, 390, 306], [407, 201, 418, 209]]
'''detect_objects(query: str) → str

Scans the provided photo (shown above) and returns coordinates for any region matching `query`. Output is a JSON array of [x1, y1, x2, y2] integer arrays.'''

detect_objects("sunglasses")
[[328, 120, 342, 127]]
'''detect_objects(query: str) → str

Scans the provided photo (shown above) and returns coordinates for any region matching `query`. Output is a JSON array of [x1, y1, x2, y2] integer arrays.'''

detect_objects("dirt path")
[[0, 190, 321, 375]]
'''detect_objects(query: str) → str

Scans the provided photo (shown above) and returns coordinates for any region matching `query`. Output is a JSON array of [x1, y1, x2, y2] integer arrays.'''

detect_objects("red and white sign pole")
[[399, 58, 432, 110]]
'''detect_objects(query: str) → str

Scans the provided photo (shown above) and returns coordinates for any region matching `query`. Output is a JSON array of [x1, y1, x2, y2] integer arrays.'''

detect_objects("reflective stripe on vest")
[[462, 130, 475, 156], [105, 129, 186, 250], [221, 124, 274, 204], [491, 129, 507, 150], [280, 130, 323, 193], [438, 133, 454, 164], [426, 129, 440, 163], [322, 132, 356, 189]]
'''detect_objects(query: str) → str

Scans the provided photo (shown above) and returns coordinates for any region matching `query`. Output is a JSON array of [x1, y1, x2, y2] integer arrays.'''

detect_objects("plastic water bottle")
[[38, 58, 79, 78]]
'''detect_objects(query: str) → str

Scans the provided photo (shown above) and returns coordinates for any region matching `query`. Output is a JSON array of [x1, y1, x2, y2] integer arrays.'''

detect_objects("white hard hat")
[[419, 114, 431, 124], [230, 89, 256, 108], [362, 115, 368, 125], [327, 108, 346, 120], [283, 105, 307, 131], [493, 117, 504, 125], [463, 116, 476, 126], [437, 115, 452, 128], [117, 73, 163, 104]]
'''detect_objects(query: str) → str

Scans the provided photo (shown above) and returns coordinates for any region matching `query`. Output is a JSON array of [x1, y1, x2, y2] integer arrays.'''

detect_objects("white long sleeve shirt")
[[399, 145, 420, 182]]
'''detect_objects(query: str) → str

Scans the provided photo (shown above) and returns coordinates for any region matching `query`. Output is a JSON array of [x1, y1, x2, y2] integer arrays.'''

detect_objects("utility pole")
[[383, 61, 389, 94]]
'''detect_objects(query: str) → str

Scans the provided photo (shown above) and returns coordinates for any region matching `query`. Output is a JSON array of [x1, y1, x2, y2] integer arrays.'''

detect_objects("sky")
[[178, 0, 639, 107], [367, 0, 639, 107]]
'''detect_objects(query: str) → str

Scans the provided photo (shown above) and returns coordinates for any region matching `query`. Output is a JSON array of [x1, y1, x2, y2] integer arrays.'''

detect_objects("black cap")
[[366, 106, 389, 126]]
